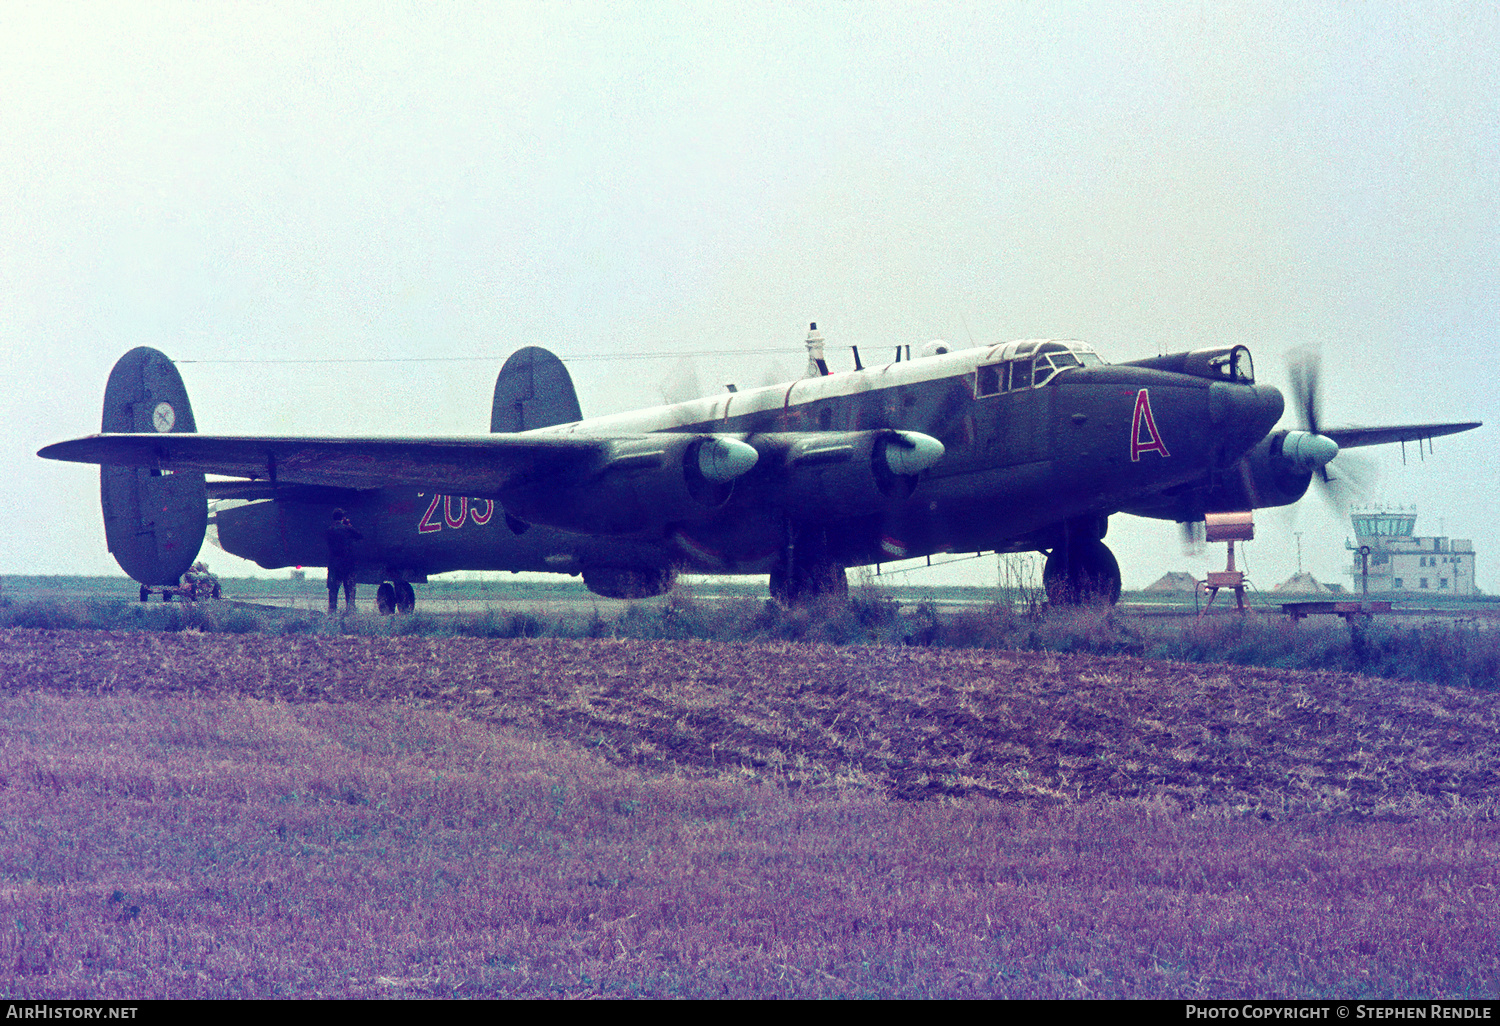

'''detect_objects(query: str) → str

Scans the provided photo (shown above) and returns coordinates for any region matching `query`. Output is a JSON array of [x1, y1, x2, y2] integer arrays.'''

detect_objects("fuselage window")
[[1011, 359, 1032, 390], [975, 363, 1007, 397]]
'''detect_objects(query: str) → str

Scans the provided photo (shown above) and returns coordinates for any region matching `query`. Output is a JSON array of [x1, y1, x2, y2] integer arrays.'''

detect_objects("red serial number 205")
[[417, 494, 495, 533]]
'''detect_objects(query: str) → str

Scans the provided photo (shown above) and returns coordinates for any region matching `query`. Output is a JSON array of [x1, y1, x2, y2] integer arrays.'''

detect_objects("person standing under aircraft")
[[325, 508, 363, 612]]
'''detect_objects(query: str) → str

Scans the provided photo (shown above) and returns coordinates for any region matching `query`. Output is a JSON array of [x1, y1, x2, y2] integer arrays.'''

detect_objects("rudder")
[[491, 347, 582, 432], [100, 347, 208, 585]]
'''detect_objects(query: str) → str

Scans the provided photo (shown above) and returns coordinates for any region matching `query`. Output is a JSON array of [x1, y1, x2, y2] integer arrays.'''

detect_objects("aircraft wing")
[[1322, 422, 1481, 450], [37, 432, 610, 495], [204, 480, 366, 503]]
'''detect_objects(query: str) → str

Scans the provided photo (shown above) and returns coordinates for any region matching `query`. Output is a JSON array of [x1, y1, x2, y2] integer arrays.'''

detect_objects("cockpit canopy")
[[1123, 345, 1255, 385], [974, 340, 1104, 397]]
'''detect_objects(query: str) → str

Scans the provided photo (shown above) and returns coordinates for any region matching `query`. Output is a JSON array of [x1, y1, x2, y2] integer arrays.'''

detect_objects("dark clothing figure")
[[325, 509, 364, 612]]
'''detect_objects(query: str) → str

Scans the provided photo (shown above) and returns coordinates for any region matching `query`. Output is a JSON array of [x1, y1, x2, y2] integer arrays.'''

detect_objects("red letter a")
[[1130, 388, 1170, 461]]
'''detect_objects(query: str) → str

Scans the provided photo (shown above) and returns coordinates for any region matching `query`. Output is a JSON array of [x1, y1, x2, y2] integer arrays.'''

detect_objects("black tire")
[[769, 560, 848, 606], [582, 566, 675, 600], [375, 582, 397, 615], [769, 565, 793, 606], [394, 581, 415, 613], [769, 524, 849, 607], [1043, 537, 1121, 606]]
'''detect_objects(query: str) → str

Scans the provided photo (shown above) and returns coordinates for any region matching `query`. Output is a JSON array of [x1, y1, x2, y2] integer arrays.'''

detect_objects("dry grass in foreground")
[[4, 629, 1498, 815], [0, 629, 1498, 998]]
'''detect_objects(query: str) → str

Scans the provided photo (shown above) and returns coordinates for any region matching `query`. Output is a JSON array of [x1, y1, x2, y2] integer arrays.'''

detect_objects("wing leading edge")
[[37, 433, 611, 496], [1321, 422, 1482, 450]]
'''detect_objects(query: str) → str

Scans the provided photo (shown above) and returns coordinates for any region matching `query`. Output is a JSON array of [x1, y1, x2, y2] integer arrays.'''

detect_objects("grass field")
[[1, 621, 1498, 998]]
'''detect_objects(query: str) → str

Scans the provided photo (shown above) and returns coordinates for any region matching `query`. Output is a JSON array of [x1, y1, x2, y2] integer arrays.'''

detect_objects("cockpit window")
[[1207, 346, 1254, 384], [975, 340, 1105, 397], [1011, 359, 1032, 389]]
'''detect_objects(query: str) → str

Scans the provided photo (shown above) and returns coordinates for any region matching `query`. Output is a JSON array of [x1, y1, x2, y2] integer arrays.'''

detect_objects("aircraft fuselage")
[[211, 340, 1284, 585]]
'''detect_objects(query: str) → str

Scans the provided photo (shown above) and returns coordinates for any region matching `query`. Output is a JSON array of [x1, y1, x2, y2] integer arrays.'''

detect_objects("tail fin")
[[491, 346, 582, 432], [100, 347, 208, 585]]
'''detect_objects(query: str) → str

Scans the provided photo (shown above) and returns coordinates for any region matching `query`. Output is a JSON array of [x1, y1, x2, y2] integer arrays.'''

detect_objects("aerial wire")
[[175, 347, 801, 366]]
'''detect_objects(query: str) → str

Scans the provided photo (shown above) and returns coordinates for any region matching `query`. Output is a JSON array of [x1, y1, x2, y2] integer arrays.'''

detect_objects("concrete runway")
[[221, 588, 1500, 629]]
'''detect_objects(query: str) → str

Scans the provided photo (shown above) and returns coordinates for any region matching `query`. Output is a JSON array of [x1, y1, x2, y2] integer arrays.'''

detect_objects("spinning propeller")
[[1285, 348, 1374, 511], [1181, 347, 1367, 549]]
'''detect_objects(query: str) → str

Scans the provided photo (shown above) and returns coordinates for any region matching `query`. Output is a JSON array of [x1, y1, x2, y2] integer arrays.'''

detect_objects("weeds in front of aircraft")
[[2, 630, 1499, 997]]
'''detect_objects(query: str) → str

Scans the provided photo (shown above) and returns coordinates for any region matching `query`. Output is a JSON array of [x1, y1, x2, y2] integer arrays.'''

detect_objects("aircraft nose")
[[1210, 382, 1284, 459]]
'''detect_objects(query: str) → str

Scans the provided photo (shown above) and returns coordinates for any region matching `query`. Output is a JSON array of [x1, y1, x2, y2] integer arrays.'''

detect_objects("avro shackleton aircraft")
[[39, 333, 1479, 611]]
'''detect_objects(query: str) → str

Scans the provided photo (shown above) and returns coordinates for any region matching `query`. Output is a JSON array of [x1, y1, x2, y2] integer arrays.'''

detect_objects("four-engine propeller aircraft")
[[39, 333, 1479, 611]]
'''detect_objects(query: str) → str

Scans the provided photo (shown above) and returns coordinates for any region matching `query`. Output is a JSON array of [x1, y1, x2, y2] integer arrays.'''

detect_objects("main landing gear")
[[1043, 535, 1122, 606], [375, 580, 416, 615], [769, 525, 849, 606]]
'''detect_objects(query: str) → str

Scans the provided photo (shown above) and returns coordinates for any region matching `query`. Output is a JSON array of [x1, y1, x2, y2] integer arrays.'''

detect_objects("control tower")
[[1347, 508, 1477, 595]]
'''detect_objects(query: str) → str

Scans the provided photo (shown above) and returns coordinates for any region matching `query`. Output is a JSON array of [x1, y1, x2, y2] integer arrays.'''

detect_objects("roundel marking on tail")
[[100, 347, 208, 585]]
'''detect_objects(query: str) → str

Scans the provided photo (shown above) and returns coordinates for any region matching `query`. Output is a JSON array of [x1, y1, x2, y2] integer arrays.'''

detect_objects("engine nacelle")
[[1201, 430, 1315, 512], [751, 430, 946, 519], [500, 434, 758, 535]]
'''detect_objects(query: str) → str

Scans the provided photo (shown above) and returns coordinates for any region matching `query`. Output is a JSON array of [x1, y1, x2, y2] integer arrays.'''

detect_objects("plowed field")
[[5, 628, 1497, 817]]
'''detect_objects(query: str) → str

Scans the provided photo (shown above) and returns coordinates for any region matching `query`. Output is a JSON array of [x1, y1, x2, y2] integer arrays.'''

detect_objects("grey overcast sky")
[[4, 2, 1496, 591]]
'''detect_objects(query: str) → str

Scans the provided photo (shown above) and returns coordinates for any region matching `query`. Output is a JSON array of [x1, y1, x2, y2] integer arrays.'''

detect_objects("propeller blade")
[[1328, 451, 1377, 495], [759, 360, 793, 389], [1287, 347, 1321, 437], [1314, 452, 1378, 516], [1285, 348, 1352, 491], [659, 357, 705, 405], [1237, 457, 1263, 509]]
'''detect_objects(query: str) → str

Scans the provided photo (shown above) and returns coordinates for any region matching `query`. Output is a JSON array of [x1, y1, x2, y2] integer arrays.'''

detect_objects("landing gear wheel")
[[769, 538, 848, 606], [140, 585, 150, 603], [769, 565, 793, 606], [1043, 537, 1121, 606], [375, 582, 397, 615], [581, 566, 676, 599], [394, 581, 415, 613]]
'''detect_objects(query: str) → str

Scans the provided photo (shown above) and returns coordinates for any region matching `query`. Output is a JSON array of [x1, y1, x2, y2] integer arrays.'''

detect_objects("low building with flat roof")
[[1347, 508, 1477, 596]]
